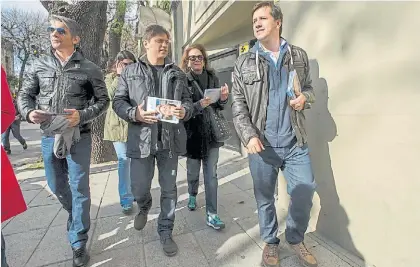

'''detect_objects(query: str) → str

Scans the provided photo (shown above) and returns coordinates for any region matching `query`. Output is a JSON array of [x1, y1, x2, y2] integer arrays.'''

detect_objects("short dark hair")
[[143, 24, 170, 41], [252, 1, 283, 36], [115, 50, 137, 63], [108, 50, 137, 73]]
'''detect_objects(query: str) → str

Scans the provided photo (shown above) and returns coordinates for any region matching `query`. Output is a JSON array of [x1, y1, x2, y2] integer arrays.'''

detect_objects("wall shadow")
[[305, 59, 365, 263]]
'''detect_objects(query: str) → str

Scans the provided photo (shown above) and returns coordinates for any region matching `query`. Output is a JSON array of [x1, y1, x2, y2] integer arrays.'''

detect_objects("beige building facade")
[[172, 1, 420, 267], [1, 38, 14, 76]]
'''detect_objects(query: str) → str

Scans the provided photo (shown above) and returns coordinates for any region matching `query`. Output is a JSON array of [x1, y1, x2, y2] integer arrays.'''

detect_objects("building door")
[[208, 48, 242, 153], [214, 67, 242, 152]]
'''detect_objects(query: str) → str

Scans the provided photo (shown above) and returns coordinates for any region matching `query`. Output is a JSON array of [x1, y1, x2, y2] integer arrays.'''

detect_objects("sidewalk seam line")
[[23, 205, 63, 267]]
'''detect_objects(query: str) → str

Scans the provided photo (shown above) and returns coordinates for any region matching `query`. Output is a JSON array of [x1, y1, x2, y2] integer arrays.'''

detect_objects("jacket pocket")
[[37, 96, 51, 111], [67, 73, 88, 85], [66, 73, 88, 96], [39, 71, 56, 92], [127, 125, 151, 157], [173, 123, 187, 154], [243, 72, 261, 85], [126, 75, 145, 87]]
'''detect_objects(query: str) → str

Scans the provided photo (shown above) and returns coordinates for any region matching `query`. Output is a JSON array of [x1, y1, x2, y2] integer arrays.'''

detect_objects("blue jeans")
[[187, 147, 220, 214], [41, 134, 92, 249], [113, 142, 134, 206], [248, 143, 316, 245]]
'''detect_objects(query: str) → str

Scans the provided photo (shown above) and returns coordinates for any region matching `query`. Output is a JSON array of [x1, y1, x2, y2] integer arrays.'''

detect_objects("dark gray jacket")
[[17, 48, 109, 134], [112, 56, 193, 159], [232, 43, 315, 148]]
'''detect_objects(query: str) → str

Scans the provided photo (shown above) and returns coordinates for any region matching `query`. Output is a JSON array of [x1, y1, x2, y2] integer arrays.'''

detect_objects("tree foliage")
[[1, 8, 49, 91]]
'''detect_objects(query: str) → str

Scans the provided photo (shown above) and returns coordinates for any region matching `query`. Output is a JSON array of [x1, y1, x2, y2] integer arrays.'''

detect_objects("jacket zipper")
[[161, 65, 174, 158]]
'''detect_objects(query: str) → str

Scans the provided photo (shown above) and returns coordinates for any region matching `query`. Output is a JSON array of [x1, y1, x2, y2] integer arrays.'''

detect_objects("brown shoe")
[[291, 242, 318, 267], [262, 244, 280, 267]]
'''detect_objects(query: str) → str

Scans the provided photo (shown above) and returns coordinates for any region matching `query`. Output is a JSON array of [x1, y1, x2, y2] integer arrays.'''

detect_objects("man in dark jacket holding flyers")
[[113, 24, 193, 257]]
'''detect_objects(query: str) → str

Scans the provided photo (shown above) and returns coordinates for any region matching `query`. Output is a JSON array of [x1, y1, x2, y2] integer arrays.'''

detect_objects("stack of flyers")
[[146, 97, 181, 124], [204, 88, 221, 104]]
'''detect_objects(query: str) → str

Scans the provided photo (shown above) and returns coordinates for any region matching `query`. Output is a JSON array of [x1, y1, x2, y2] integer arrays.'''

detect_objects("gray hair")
[[49, 15, 82, 38]]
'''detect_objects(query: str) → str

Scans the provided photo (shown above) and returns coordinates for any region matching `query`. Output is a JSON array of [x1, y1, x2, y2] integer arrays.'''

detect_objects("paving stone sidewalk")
[[2, 123, 363, 267]]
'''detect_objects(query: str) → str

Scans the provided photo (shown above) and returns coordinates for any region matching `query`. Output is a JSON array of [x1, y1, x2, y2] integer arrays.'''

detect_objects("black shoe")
[[72, 246, 89, 267], [160, 235, 178, 257], [22, 143, 27, 150], [5, 149, 11, 155], [134, 211, 148, 231]]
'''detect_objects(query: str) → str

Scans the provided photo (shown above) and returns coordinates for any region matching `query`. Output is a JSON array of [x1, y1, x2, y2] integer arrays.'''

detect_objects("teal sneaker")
[[122, 203, 133, 215], [188, 195, 197, 211], [206, 213, 225, 230]]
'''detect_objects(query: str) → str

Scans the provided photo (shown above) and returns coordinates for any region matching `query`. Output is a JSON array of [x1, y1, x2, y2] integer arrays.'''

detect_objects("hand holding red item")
[[1, 66, 27, 222]]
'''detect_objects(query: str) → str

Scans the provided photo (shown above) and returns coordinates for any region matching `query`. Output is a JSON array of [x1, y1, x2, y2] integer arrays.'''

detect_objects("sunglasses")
[[188, 55, 204, 62], [121, 62, 133, 66], [47, 26, 66, 35]]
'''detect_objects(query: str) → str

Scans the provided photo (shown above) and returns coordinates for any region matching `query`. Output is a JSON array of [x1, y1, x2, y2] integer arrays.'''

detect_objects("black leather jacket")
[[17, 49, 109, 134], [112, 56, 193, 159], [232, 44, 315, 147]]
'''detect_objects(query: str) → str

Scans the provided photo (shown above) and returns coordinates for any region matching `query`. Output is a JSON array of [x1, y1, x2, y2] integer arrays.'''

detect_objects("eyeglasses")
[[155, 39, 171, 45], [47, 26, 66, 35], [188, 55, 204, 62]]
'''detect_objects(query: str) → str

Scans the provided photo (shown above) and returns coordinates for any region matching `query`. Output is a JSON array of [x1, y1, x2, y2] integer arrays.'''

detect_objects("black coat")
[[113, 56, 193, 158], [184, 69, 226, 159]]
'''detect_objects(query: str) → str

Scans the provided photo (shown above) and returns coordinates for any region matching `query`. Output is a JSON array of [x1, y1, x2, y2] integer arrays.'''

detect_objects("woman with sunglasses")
[[104, 50, 137, 214], [180, 44, 229, 230]]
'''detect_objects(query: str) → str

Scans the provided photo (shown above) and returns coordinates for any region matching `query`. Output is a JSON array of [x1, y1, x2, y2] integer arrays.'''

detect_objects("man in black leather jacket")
[[17, 15, 109, 267], [113, 24, 193, 257], [232, 2, 318, 267]]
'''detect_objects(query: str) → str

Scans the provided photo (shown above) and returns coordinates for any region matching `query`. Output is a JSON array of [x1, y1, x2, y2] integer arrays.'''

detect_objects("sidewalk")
[[6, 122, 42, 168], [2, 124, 363, 267]]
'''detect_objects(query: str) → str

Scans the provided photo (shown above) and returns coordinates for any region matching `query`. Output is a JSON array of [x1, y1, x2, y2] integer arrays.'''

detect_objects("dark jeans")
[[130, 150, 178, 237], [248, 143, 316, 245], [1, 120, 26, 151], [41, 134, 92, 249], [187, 147, 219, 214]]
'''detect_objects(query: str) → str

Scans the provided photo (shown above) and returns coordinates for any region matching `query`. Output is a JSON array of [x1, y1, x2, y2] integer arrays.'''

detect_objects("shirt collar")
[[54, 50, 76, 66]]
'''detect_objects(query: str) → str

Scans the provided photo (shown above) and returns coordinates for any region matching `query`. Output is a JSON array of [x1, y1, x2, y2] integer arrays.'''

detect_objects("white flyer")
[[146, 97, 181, 124], [204, 88, 221, 104]]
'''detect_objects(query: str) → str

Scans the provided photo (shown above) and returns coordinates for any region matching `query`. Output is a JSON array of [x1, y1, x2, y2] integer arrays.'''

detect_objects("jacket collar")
[[249, 38, 289, 58], [49, 47, 84, 61], [139, 54, 173, 67], [186, 68, 215, 82]]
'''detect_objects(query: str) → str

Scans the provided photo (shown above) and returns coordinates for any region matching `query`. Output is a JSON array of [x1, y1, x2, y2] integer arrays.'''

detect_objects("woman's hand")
[[200, 97, 211, 108], [221, 83, 229, 101]]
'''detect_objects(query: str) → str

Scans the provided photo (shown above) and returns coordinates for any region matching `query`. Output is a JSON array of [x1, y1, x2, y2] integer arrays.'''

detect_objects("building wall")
[[278, 2, 420, 267], [1, 39, 14, 76], [174, 2, 420, 267]]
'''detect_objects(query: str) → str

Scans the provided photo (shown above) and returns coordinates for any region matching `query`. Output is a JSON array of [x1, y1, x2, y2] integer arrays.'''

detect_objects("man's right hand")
[[135, 103, 158, 124], [246, 137, 265, 154], [28, 110, 50, 124]]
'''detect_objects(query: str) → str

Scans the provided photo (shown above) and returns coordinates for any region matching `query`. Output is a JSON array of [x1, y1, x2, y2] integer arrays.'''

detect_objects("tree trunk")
[[43, 0, 116, 164], [109, 0, 127, 60], [18, 54, 29, 91]]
